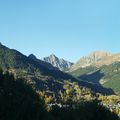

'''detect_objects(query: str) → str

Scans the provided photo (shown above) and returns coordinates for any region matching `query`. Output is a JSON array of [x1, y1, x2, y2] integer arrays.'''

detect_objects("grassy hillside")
[[70, 63, 120, 94]]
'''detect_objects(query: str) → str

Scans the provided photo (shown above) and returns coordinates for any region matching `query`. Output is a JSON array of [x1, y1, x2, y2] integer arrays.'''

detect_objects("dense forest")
[[0, 69, 119, 120]]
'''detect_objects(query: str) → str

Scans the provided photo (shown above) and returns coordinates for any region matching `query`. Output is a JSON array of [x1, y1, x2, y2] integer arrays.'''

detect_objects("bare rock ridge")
[[69, 51, 120, 71], [43, 54, 73, 71]]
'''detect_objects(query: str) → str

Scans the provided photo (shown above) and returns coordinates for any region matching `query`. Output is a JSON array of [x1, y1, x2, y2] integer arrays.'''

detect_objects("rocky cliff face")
[[69, 51, 112, 71], [43, 54, 73, 71]]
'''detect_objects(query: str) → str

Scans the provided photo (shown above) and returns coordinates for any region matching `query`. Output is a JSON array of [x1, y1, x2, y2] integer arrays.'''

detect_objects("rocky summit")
[[69, 51, 113, 71], [43, 54, 73, 71]]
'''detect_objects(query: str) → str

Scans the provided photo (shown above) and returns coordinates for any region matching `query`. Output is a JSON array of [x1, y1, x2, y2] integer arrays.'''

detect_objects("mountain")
[[0, 43, 78, 94], [69, 51, 120, 94], [0, 71, 119, 120], [43, 54, 73, 71], [28, 54, 59, 71], [0, 43, 113, 95], [70, 64, 120, 94], [69, 51, 112, 71]]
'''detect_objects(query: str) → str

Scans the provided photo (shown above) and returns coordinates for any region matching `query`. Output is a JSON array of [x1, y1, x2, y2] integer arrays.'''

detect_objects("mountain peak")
[[43, 55, 73, 71], [28, 54, 37, 60], [50, 54, 56, 57], [69, 51, 113, 71], [0, 42, 5, 48], [49, 54, 58, 58]]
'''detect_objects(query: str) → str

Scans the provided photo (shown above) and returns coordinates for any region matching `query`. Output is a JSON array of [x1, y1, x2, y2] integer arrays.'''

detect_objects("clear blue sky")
[[0, 0, 120, 62]]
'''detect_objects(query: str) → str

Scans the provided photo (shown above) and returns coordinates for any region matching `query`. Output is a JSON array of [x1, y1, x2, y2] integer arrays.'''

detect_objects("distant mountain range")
[[69, 51, 112, 71], [0, 43, 113, 95], [69, 51, 120, 94], [43, 54, 73, 71]]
